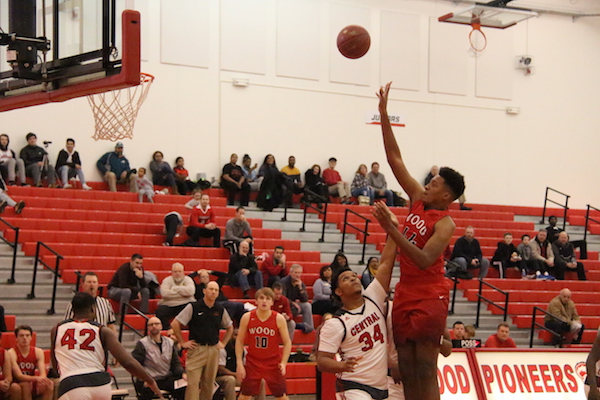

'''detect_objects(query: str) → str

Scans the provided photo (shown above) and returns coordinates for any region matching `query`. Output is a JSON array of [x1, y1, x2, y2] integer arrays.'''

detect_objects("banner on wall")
[[365, 112, 405, 127], [438, 350, 479, 399]]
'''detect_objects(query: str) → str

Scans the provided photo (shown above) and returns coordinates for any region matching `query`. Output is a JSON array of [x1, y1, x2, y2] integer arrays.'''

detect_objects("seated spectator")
[[8, 325, 54, 400], [491, 233, 522, 276], [241, 154, 259, 192], [545, 215, 563, 243], [367, 162, 394, 206], [131, 317, 186, 400], [228, 241, 263, 299], [107, 254, 150, 315], [303, 164, 328, 204], [187, 269, 245, 325], [272, 282, 296, 341], [184, 190, 202, 209], [256, 154, 285, 212], [281, 155, 304, 203], [484, 322, 516, 348], [531, 229, 554, 276], [451, 321, 466, 340], [163, 211, 184, 246], [464, 324, 476, 339], [312, 266, 335, 316], [351, 164, 375, 205], [451, 226, 489, 278], [322, 157, 350, 204], [223, 206, 253, 255], [135, 167, 155, 203], [185, 193, 221, 247], [55, 138, 92, 190], [221, 153, 250, 206], [155, 263, 196, 329], [281, 264, 314, 332], [552, 232, 586, 280], [19, 132, 56, 188], [173, 157, 197, 195], [361, 257, 379, 288], [0, 332, 20, 399], [425, 165, 471, 210], [149, 151, 179, 195], [260, 246, 288, 287], [0, 175, 25, 214], [96, 141, 136, 192], [329, 252, 349, 275], [544, 288, 584, 345], [0, 134, 26, 186], [517, 234, 551, 279]]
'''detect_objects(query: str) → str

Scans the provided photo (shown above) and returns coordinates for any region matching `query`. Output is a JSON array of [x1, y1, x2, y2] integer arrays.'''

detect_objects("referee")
[[65, 271, 116, 332], [172, 281, 233, 400]]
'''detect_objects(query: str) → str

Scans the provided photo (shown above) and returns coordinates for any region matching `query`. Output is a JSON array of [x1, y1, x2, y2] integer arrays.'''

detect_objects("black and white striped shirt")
[[64, 296, 116, 327]]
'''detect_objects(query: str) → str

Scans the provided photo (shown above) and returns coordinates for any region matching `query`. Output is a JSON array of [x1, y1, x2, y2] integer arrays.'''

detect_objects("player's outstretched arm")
[[587, 331, 600, 400], [236, 313, 250, 382], [317, 351, 362, 374], [276, 313, 292, 376], [376, 82, 423, 201], [374, 236, 398, 291]]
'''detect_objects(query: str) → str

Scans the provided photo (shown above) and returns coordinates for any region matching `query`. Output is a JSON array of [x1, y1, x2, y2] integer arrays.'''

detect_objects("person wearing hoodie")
[[19, 132, 56, 187], [55, 138, 92, 190], [0, 134, 27, 186]]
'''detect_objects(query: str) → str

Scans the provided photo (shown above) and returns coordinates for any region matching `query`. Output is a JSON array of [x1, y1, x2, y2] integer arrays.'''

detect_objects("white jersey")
[[319, 279, 388, 391], [55, 319, 107, 380]]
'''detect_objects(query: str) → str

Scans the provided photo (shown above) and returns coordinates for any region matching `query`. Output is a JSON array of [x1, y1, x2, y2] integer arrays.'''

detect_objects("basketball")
[[337, 25, 371, 59]]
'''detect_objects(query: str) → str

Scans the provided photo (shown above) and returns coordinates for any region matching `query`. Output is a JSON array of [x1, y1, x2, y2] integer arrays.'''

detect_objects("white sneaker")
[[82, 183, 92, 190], [63, 184, 73, 189]]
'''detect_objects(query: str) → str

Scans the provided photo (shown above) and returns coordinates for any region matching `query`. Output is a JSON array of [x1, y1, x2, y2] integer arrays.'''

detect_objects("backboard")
[[0, 0, 140, 112], [439, 4, 538, 29]]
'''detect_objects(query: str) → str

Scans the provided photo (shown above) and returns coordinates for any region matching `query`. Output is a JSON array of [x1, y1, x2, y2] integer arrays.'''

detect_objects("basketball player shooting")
[[374, 82, 465, 400]]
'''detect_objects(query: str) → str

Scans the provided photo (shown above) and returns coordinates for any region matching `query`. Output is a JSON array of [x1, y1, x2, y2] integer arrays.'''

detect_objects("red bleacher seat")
[[1, 332, 37, 349]]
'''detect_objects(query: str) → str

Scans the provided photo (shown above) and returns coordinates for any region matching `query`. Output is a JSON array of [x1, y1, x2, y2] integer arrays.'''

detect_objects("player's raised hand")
[[376, 82, 392, 114], [372, 202, 399, 230], [341, 356, 363, 372]]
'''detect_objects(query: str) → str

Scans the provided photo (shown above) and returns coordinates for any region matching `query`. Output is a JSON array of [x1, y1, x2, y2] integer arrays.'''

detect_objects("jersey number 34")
[[359, 324, 384, 351]]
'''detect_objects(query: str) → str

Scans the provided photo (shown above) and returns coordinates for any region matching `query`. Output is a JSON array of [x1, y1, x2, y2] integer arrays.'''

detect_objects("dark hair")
[[453, 321, 464, 328], [330, 252, 348, 273], [243, 154, 251, 162], [131, 253, 143, 261], [367, 257, 379, 267], [274, 245, 285, 252], [152, 151, 163, 160], [503, 232, 512, 238], [331, 267, 352, 301], [262, 154, 277, 169], [498, 322, 510, 329], [83, 271, 98, 280], [319, 265, 332, 280], [438, 167, 465, 201], [236, 206, 245, 212], [329, 157, 337, 162], [175, 156, 183, 163], [549, 215, 557, 220], [371, 162, 379, 168], [72, 292, 96, 314], [521, 234, 530, 240], [14, 325, 33, 336], [26, 132, 36, 140], [271, 282, 283, 291], [66, 138, 75, 144]]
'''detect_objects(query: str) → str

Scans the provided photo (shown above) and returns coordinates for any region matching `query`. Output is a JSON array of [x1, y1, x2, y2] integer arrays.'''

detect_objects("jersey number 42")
[[60, 328, 96, 351]]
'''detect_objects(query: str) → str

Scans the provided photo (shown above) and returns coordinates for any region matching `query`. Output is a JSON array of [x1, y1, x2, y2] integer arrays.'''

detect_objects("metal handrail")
[[583, 204, 600, 243], [0, 217, 19, 284], [300, 188, 328, 243], [340, 209, 370, 265], [118, 302, 149, 342], [540, 187, 570, 229], [529, 306, 564, 348], [475, 278, 509, 328], [448, 276, 460, 315], [27, 242, 63, 315]]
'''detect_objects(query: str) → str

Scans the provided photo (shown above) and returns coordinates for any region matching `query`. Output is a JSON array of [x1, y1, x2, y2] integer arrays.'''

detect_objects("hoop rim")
[[469, 25, 487, 52]]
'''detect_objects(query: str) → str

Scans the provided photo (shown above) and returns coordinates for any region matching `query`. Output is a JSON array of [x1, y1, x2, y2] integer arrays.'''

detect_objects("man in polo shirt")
[[171, 281, 234, 400], [64, 271, 116, 332]]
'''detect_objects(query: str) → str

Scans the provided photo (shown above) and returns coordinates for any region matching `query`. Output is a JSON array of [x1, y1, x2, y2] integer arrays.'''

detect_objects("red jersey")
[[15, 346, 37, 375], [245, 310, 281, 372], [189, 205, 215, 227]]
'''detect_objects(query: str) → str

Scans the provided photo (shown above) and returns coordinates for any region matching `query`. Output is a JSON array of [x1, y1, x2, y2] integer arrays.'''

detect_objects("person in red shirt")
[[173, 156, 197, 195], [260, 246, 288, 287], [485, 322, 517, 348], [0, 333, 21, 400], [321, 157, 351, 204], [186, 193, 221, 247], [271, 282, 295, 341]]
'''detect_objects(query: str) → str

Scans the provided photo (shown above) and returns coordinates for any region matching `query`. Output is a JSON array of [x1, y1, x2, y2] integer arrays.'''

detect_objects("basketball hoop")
[[469, 19, 487, 52], [87, 73, 154, 141]]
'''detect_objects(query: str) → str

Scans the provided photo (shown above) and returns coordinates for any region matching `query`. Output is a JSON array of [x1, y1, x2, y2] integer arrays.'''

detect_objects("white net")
[[87, 73, 154, 141]]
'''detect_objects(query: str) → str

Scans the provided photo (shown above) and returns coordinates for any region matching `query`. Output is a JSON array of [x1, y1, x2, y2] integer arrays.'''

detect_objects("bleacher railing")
[[583, 204, 600, 243], [118, 302, 148, 342], [0, 217, 19, 284], [28, 242, 63, 315], [540, 187, 569, 229], [448, 276, 460, 315], [474, 279, 509, 328], [300, 188, 328, 243], [529, 306, 564, 348], [340, 209, 370, 265]]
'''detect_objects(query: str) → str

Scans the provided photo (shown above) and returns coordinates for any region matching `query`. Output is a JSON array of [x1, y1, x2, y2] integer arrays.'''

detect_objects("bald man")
[[155, 263, 196, 329], [552, 232, 587, 281], [132, 317, 186, 400], [544, 288, 585, 346], [172, 281, 234, 400]]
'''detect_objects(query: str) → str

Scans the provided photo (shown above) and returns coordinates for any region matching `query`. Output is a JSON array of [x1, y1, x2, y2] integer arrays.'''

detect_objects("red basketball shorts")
[[241, 366, 287, 397]]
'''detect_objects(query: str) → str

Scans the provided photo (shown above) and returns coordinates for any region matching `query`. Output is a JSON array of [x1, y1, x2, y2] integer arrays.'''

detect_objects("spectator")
[[491, 233, 522, 276], [135, 167, 155, 203], [257, 154, 285, 212], [451, 226, 490, 278], [8, 325, 54, 400], [0, 134, 26, 186], [312, 266, 335, 316], [367, 162, 394, 206], [0, 175, 25, 214], [531, 229, 554, 276], [171, 281, 234, 400], [64, 271, 116, 332], [149, 151, 179, 195], [545, 215, 563, 243], [517, 234, 550, 279], [131, 317, 186, 400], [96, 141, 136, 192], [485, 322, 517, 348], [464, 324, 477, 339], [0, 331, 20, 399], [281, 156, 304, 202], [228, 241, 263, 299], [155, 263, 196, 329], [221, 153, 250, 206], [425, 165, 471, 210], [329, 252, 349, 275], [303, 164, 328, 204], [241, 154, 259, 192], [55, 138, 92, 190], [322, 157, 350, 204], [545, 288, 585, 345], [223, 206, 253, 254], [350, 164, 374, 205], [185, 193, 221, 247], [361, 256, 380, 288], [280, 264, 314, 333], [552, 232, 587, 280], [184, 190, 202, 209], [173, 156, 196, 195], [452, 321, 466, 340], [260, 246, 288, 287], [187, 269, 246, 325], [19, 132, 56, 188], [271, 282, 296, 341], [107, 254, 150, 315], [163, 211, 184, 246]]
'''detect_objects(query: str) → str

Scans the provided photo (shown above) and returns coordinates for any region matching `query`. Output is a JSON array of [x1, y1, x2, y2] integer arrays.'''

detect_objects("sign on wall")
[[365, 112, 405, 127], [438, 351, 479, 399]]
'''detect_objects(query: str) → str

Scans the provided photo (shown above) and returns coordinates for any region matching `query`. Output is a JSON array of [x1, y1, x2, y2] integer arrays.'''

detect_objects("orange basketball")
[[337, 25, 371, 59]]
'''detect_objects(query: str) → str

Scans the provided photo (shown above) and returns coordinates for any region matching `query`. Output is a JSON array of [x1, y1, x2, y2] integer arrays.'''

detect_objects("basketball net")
[[87, 73, 154, 141], [469, 16, 487, 52]]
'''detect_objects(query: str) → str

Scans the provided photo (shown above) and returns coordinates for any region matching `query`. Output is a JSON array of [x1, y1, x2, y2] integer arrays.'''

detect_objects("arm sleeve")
[[160, 278, 176, 300], [96, 153, 109, 173], [179, 277, 196, 297], [318, 319, 345, 353], [299, 283, 309, 302], [221, 309, 233, 328], [312, 280, 328, 301]]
